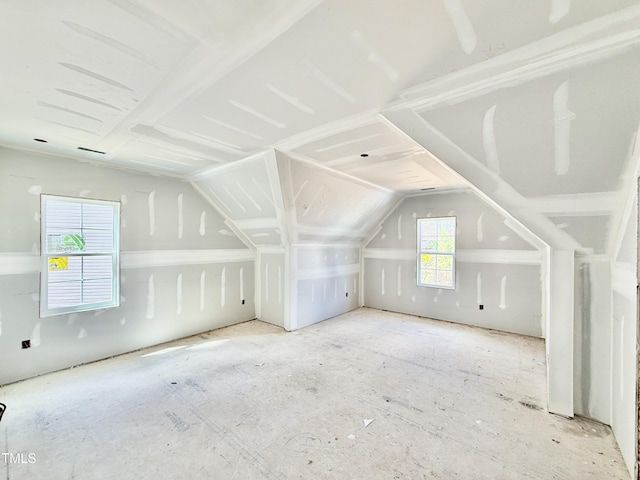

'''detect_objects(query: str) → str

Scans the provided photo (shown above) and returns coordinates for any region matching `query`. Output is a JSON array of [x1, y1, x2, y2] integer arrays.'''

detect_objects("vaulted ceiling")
[[1, 1, 639, 253]]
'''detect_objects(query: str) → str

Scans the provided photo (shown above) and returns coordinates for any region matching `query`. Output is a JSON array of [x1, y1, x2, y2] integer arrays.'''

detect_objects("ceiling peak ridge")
[[188, 149, 273, 181], [276, 109, 381, 152], [390, 4, 640, 112], [97, 0, 325, 153]]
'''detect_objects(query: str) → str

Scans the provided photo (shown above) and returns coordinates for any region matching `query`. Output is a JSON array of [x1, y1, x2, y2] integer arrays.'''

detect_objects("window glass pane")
[[437, 270, 453, 287], [417, 216, 456, 289], [82, 203, 115, 229], [420, 220, 437, 237], [46, 201, 81, 229], [48, 281, 82, 308], [420, 269, 436, 285], [48, 256, 82, 283], [439, 236, 454, 253], [83, 279, 114, 303], [438, 218, 456, 236], [46, 229, 84, 254], [82, 230, 114, 253], [83, 256, 113, 281], [436, 254, 453, 270], [420, 253, 436, 269], [41, 195, 119, 317]]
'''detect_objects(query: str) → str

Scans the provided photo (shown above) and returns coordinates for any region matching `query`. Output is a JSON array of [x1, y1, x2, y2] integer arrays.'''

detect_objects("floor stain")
[[185, 378, 207, 393], [284, 433, 321, 456], [382, 395, 424, 413], [519, 401, 542, 411], [164, 411, 190, 432]]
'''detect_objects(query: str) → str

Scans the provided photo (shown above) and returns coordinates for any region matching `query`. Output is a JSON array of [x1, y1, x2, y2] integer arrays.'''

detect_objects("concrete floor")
[[0, 307, 629, 479]]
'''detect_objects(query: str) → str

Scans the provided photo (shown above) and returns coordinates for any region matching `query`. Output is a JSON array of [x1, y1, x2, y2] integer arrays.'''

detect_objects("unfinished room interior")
[[0, 1, 639, 478]]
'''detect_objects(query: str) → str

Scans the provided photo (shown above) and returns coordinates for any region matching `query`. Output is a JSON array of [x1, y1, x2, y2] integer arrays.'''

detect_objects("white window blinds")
[[40, 195, 120, 317]]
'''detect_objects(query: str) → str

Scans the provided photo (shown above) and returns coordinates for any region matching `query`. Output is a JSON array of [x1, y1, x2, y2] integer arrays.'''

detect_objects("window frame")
[[416, 216, 456, 290], [40, 194, 121, 318]]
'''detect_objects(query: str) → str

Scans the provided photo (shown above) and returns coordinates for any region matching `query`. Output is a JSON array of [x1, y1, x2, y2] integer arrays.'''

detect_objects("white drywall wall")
[[256, 250, 286, 328], [364, 190, 544, 337], [294, 245, 360, 329], [611, 191, 638, 477], [573, 256, 612, 425], [0, 147, 255, 385]]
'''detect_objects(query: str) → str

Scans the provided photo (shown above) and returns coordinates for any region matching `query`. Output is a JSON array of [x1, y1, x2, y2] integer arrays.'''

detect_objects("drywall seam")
[[296, 225, 366, 239], [393, 4, 640, 108], [285, 245, 295, 331], [363, 248, 542, 264], [527, 191, 620, 216], [607, 122, 640, 257], [477, 212, 485, 242], [146, 274, 155, 319], [177, 193, 184, 239], [292, 242, 365, 249], [0, 142, 186, 180], [176, 273, 183, 314], [383, 107, 575, 251], [276, 109, 379, 151], [296, 264, 360, 281], [189, 180, 256, 250], [254, 250, 262, 318], [256, 247, 286, 255], [236, 181, 263, 212], [267, 83, 315, 114], [233, 218, 281, 230], [276, 153, 300, 244], [240, 267, 245, 303], [547, 249, 575, 417], [0, 254, 40, 275], [120, 249, 255, 268], [549, 0, 571, 24], [359, 245, 365, 306], [199, 211, 206, 235], [553, 81, 574, 176], [0, 250, 255, 275], [200, 270, 206, 311], [442, 0, 477, 54], [189, 150, 270, 181], [98, 0, 325, 154], [148, 191, 156, 236], [220, 267, 226, 307], [351, 31, 398, 82], [482, 105, 500, 174], [266, 152, 291, 246], [222, 185, 248, 213], [457, 249, 543, 264], [379, 116, 544, 251], [305, 61, 356, 104], [277, 148, 395, 195], [612, 262, 637, 302]]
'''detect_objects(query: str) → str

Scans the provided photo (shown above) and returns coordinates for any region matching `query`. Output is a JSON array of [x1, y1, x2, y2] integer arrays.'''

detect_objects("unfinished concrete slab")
[[0, 308, 627, 479]]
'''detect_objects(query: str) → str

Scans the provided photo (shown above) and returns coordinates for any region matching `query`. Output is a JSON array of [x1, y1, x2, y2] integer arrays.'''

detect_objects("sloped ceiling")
[[1, 1, 639, 253]]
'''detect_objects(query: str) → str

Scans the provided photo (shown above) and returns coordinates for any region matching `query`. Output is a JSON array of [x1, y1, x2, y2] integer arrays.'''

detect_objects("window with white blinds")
[[417, 216, 456, 289], [40, 195, 120, 317]]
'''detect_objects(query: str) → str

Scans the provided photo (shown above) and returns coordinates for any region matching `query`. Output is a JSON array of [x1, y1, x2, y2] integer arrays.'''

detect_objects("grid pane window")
[[40, 195, 120, 317], [417, 217, 456, 289]]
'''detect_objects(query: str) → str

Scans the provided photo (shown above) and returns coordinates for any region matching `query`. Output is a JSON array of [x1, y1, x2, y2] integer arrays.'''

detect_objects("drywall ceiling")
[[0, 1, 639, 253]]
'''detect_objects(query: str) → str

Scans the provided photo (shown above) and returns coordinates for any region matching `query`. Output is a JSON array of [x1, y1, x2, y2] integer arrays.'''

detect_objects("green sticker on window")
[[62, 234, 85, 251]]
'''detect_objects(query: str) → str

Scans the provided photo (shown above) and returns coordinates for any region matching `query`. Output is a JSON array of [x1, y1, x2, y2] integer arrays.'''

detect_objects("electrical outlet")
[[21, 340, 31, 349], [242, 299, 245, 305], [479, 304, 484, 310], [345, 292, 348, 297]]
